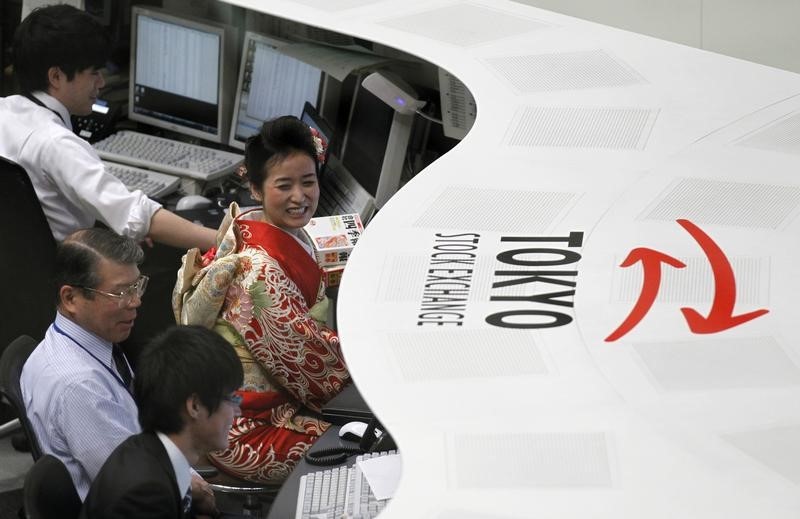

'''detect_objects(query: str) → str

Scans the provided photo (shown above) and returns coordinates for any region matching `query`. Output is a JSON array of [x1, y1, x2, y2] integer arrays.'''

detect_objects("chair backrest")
[[0, 157, 57, 350], [24, 454, 81, 519], [0, 335, 43, 460]]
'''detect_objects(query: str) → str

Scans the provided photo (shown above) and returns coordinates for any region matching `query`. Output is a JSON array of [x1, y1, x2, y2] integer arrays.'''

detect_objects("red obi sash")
[[234, 213, 321, 308]]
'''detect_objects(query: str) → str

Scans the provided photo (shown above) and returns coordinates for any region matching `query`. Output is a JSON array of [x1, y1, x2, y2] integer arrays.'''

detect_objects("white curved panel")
[[223, 0, 800, 516]]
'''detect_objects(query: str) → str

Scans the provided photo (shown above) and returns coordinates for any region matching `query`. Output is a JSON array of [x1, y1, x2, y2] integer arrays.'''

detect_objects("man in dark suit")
[[80, 325, 244, 519]]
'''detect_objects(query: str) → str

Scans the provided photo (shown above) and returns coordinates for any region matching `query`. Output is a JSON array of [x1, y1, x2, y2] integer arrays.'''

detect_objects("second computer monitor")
[[229, 32, 324, 150], [128, 7, 233, 144], [340, 82, 396, 202]]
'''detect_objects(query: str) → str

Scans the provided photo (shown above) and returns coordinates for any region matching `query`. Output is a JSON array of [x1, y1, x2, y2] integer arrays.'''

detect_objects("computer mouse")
[[338, 421, 369, 442], [176, 194, 213, 211]]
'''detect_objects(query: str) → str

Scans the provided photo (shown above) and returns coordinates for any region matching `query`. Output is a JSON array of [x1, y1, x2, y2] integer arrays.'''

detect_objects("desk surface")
[[267, 424, 359, 519], [225, 0, 800, 517], [268, 386, 375, 516]]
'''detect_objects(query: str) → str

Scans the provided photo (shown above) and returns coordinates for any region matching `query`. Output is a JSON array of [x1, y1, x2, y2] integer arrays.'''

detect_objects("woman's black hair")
[[244, 116, 319, 190]]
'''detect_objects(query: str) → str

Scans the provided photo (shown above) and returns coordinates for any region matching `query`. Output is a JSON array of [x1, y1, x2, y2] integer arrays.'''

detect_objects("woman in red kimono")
[[173, 116, 350, 483]]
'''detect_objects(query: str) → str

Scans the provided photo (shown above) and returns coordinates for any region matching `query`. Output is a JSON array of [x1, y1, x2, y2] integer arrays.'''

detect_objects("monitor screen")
[[129, 7, 228, 143], [340, 83, 395, 198], [229, 32, 324, 150]]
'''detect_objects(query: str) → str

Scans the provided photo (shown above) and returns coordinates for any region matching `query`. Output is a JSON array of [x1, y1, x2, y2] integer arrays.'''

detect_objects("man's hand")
[[191, 473, 218, 517]]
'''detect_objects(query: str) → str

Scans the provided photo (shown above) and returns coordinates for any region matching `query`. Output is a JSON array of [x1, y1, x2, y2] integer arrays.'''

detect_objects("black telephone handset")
[[71, 98, 121, 143], [306, 418, 396, 466]]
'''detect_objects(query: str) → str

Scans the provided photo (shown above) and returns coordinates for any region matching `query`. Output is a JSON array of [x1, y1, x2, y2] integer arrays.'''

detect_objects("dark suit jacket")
[[80, 432, 186, 519]]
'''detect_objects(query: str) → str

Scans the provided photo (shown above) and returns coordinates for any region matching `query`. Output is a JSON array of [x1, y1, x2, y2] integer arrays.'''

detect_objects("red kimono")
[[174, 207, 349, 483]]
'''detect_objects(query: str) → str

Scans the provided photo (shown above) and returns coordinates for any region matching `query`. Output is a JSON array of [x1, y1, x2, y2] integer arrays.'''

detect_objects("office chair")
[[0, 157, 57, 350], [23, 454, 81, 519], [0, 157, 56, 440], [0, 335, 43, 461], [202, 463, 281, 516]]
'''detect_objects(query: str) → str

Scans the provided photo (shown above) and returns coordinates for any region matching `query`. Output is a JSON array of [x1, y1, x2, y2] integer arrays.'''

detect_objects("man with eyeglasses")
[[20, 228, 217, 516]]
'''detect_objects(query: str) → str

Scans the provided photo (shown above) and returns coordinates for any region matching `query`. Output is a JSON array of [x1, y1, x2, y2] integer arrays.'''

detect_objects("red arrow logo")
[[605, 248, 686, 342], [677, 219, 769, 333]]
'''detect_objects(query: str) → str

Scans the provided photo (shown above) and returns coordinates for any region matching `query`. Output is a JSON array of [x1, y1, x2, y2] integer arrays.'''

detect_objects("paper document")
[[357, 454, 402, 501]]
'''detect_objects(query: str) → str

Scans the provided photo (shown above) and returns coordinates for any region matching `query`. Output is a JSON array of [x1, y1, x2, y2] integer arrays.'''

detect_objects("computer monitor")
[[305, 101, 377, 221], [340, 80, 412, 208], [128, 6, 234, 144], [301, 101, 334, 158], [229, 32, 324, 150]]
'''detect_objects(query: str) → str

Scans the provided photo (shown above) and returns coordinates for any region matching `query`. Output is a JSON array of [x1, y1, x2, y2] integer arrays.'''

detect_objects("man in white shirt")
[[0, 4, 215, 250], [81, 325, 244, 519]]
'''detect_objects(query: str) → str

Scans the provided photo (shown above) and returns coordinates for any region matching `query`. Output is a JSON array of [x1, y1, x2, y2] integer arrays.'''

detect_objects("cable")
[[415, 109, 443, 124], [305, 445, 364, 466]]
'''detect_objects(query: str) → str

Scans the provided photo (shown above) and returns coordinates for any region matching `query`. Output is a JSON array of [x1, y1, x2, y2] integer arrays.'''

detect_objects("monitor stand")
[[374, 111, 413, 209]]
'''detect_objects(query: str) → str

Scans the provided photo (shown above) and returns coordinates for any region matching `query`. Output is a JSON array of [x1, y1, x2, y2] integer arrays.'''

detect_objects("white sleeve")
[[40, 131, 162, 240]]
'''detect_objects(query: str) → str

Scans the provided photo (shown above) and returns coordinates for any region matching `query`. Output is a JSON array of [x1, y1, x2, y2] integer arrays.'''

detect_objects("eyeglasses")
[[222, 393, 243, 407], [75, 275, 149, 308]]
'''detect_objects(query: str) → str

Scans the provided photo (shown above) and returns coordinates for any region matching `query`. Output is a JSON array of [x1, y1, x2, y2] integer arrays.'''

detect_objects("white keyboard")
[[104, 161, 181, 199], [93, 130, 243, 181], [295, 451, 396, 519]]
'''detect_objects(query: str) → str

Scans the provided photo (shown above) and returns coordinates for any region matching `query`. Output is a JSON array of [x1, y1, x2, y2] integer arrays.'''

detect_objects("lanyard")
[[52, 323, 133, 396], [24, 93, 67, 126]]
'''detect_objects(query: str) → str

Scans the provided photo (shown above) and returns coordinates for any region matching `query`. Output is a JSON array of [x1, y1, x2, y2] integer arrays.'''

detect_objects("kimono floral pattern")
[[174, 206, 350, 483]]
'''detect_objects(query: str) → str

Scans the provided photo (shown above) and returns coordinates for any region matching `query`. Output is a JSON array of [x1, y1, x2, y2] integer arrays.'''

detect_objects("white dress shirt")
[[20, 312, 141, 499], [156, 432, 192, 503], [0, 92, 161, 241]]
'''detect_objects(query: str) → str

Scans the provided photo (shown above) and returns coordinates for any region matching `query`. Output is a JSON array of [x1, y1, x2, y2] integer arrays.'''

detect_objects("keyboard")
[[295, 451, 397, 519], [93, 130, 243, 182], [103, 161, 181, 199]]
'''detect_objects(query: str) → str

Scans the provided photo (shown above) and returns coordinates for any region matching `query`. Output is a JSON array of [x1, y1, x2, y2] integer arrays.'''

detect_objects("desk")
[[224, 1, 800, 517], [267, 424, 356, 519], [269, 384, 379, 517], [174, 206, 227, 230], [321, 382, 374, 425]]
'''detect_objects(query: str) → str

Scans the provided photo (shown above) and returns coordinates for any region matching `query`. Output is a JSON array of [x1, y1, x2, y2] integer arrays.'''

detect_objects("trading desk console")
[[225, 0, 800, 517]]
